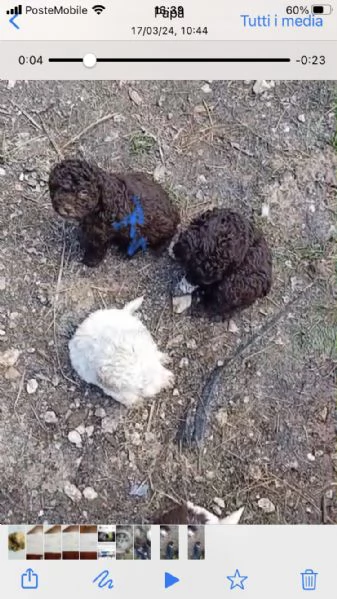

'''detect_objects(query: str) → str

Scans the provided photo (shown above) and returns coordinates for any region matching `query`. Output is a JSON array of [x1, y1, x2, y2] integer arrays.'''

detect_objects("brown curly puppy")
[[202, 230, 272, 317], [171, 207, 272, 318], [171, 208, 254, 286], [49, 158, 180, 266]]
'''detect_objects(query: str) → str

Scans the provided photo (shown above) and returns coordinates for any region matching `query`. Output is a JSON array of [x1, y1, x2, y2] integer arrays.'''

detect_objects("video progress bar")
[[49, 57, 291, 63]]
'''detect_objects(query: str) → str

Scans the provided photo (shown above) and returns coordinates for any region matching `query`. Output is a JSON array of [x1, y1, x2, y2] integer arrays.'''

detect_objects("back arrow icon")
[[9, 14, 20, 29]]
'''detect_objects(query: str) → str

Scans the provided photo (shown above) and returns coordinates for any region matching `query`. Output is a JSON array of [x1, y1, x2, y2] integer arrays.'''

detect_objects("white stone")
[[0, 348, 20, 367], [172, 294, 192, 314], [128, 88, 143, 105], [95, 407, 106, 418], [85, 425, 94, 437], [227, 320, 239, 334], [179, 357, 189, 368], [68, 430, 82, 445], [298, 114, 306, 123], [26, 378, 38, 394], [257, 497, 275, 513], [83, 486, 98, 500], [64, 481, 82, 502], [253, 80, 275, 94], [213, 497, 225, 509], [102, 416, 118, 434], [261, 203, 270, 218], [201, 83, 212, 94], [44, 411, 58, 424]]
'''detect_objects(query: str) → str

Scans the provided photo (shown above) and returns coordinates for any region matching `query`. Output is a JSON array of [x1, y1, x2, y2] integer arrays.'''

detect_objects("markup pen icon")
[[301, 569, 318, 591]]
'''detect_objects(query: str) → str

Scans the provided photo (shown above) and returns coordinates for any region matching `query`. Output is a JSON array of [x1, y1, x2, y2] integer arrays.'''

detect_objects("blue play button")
[[165, 572, 180, 589]]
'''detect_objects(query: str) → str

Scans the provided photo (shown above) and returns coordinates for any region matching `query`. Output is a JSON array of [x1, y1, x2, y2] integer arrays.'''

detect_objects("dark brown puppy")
[[172, 208, 254, 286], [171, 207, 272, 318], [201, 230, 272, 317], [49, 158, 180, 266]]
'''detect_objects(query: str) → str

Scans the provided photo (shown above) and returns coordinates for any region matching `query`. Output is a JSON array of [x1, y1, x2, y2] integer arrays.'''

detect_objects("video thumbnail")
[[0, 80, 335, 527]]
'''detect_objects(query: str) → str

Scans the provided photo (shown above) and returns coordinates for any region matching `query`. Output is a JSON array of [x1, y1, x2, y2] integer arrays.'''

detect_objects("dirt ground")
[[0, 80, 336, 525]]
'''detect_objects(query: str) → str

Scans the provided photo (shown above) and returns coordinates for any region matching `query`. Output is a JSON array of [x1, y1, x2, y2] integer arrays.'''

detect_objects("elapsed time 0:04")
[[18, 56, 43, 65]]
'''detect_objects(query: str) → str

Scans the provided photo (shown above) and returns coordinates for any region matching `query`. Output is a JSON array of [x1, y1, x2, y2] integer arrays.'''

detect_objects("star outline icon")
[[226, 569, 248, 590]]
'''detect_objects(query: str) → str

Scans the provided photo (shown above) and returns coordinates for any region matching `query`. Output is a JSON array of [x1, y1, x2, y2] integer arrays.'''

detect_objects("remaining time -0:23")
[[18, 55, 43, 65]]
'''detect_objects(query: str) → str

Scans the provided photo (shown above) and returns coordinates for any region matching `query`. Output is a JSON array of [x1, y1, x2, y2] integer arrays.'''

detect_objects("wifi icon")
[[92, 4, 105, 14]]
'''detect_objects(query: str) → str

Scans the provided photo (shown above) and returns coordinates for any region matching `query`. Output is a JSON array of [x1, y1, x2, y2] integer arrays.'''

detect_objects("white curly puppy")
[[69, 297, 174, 407]]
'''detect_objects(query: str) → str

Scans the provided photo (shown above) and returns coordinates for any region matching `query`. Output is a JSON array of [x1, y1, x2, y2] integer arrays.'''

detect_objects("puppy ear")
[[123, 296, 144, 314], [219, 507, 244, 525]]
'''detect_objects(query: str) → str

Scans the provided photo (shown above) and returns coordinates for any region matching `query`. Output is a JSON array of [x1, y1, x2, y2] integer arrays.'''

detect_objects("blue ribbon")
[[112, 195, 148, 257]]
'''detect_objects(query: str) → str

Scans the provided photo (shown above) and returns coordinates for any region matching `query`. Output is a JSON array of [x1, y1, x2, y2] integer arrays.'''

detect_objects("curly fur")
[[153, 503, 244, 525], [68, 297, 174, 407], [171, 208, 272, 317], [172, 208, 253, 286], [49, 158, 180, 266], [202, 230, 272, 317]]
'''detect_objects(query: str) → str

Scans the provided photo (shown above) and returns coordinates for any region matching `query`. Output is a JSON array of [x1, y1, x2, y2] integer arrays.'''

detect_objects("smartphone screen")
[[0, 1, 336, 597]]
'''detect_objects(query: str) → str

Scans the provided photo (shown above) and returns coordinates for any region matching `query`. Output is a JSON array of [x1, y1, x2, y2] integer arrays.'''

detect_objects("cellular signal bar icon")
[[6, 4, 22, 15]]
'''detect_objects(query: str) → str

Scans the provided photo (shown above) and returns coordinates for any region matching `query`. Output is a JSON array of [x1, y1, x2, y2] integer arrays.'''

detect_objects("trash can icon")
[[301, 569, 318, 591]]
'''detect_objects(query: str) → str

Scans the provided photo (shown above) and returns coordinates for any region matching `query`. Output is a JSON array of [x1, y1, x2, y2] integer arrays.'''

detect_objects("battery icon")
[[312, 4, 332, 14]]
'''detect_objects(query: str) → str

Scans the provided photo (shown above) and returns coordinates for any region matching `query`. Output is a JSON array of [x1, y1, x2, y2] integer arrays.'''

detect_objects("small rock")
[[249, 464, 262, 480], [217, 360, 224, 367], [83, 486, 98, 500], [257, 497, 275, 513], [153, 164, 166, 183], [85, 425, 94, 437], [0, 168, 6, 177], [68, 430, 82, 445], [44, 411, 58, 424], [64, 481, 82, 502], [172, 388, 180, 396], [186, 338, 197, 350], [102, 416, 118, 434], [307, 453, 315, 462], [319, 407, 328, 422], [197, 174, 207, 184], [5, 366, 21, 381], [129, 88, 143, 105], [172, 294, 192, 314], [7, 80, 16, 89], [216, 409, 228, 427], [179, 357, 189, 368], [201, 83, 212, 94], [95, 407, 106, 418], [253, 80, 275, 94], [0, 277, 6, 291], [206, 471, 215, 480], [51, 374, 60, 387], [213, 497, 225, 509], [26, 379, 38, 394], [213, 505, 222, 516], [131, 431, 141, 446], [243, 395, 250, 404], [261, 203, 270, 218], [76, 424, 86, 435], [0, 348, 20, 367], [227, 320, 239, 334], [298, 114, 306, 123]]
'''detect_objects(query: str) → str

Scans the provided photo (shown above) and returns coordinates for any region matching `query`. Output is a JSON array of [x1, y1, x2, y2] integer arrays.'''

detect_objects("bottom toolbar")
[[1, 526, 336, 597]]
